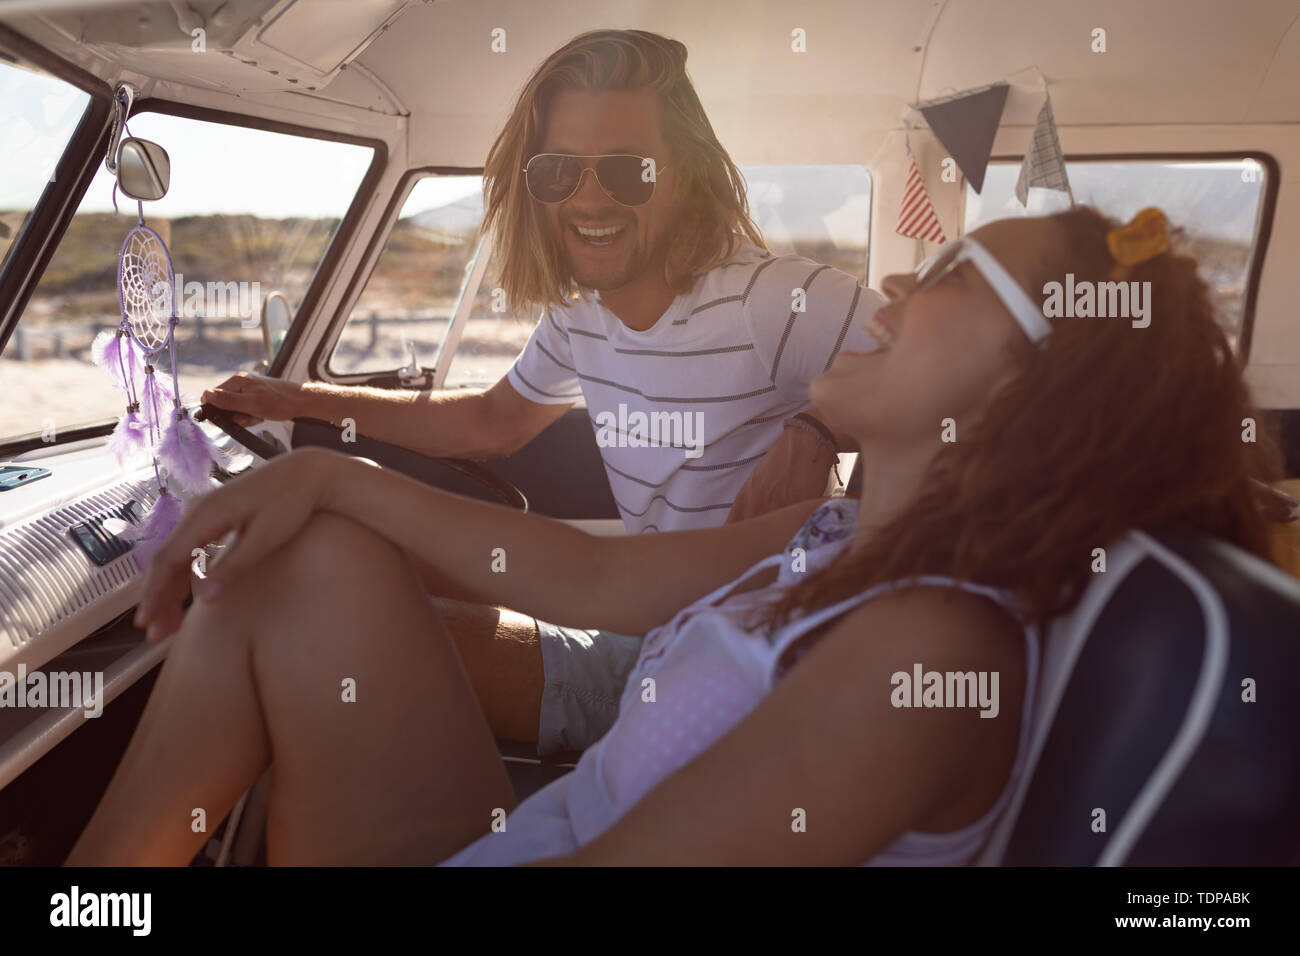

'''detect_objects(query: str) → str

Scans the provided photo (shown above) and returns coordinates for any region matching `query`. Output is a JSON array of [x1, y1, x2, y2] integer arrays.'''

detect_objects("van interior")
[[0, 0, 1297, 867]]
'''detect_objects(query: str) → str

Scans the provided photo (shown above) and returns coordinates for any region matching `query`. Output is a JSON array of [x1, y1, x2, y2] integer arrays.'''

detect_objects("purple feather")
[[90, 328, 123, 379], [155, 369, 176, 404], [124, 487, 185, 571], [91, 328, 145, 389], [139, 366, 174, 429], [158, 411, 224, 492], [108, 406, 149, 465], [122, 333, 146, 384]]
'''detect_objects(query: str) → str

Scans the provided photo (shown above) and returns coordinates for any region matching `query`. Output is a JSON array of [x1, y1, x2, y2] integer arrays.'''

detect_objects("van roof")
[[5, 0, 1300, 165]]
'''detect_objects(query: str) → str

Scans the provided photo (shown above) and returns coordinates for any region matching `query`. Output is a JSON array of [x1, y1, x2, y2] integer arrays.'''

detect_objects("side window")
[[330, 175, 483, 376], [331, 165, 872, 386], [740, 165, 871, 282], [963, 159, 1268, 350], [445, 252, 540, 390], [0, 110, 373, 441]]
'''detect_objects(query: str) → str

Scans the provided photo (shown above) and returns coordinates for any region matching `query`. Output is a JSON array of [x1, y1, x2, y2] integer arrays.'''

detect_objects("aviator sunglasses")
[[522, 153, 668, 206]]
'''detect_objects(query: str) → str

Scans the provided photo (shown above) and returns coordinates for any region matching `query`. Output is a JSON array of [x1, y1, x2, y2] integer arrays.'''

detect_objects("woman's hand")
[[132, 446, 349, 642]]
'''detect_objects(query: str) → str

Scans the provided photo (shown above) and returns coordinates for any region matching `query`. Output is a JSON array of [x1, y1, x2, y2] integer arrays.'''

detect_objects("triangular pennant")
[[1015, 92, 1073, 206], [896, 148, 946, 244], [917, 81, 1009, 194]]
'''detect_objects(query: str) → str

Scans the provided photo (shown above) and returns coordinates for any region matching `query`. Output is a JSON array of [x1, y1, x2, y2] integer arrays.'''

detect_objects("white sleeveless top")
[[442, 498, 1041, 866]]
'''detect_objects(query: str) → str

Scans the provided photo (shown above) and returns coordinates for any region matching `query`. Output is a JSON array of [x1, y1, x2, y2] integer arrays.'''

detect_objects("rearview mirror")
[[116, 138, 171, 201]]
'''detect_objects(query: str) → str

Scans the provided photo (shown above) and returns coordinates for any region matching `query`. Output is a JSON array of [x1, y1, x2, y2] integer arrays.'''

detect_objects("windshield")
[[0, 57, 91, 275], [0, 108, 374, 441]]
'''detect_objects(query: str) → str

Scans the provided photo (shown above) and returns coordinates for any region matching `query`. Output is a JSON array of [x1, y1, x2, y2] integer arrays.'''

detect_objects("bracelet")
[[783, 413, 844, 490], [786, 412, 839, 452], [783, 416, 833, 452]]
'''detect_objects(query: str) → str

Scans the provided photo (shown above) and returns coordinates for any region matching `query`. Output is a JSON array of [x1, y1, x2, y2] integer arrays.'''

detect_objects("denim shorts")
[[534, 621, 642, 755]]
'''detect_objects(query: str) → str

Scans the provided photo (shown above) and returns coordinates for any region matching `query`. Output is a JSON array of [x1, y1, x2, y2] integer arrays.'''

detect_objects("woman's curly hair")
[[769, 206, 1283, 629]]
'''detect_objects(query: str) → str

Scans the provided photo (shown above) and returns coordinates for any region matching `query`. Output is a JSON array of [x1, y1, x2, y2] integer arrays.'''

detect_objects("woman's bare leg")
[[66, 512, 515, 866], [432, 597, 544, 744]]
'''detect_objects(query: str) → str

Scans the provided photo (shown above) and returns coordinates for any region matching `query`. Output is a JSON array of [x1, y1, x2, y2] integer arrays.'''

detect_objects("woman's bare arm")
[[324, 449, 822, 634]]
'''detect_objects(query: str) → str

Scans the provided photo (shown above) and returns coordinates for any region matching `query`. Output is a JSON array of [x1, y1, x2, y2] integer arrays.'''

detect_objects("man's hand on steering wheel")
[[202, 371, 306, 429], [195, 387, 530, 511]]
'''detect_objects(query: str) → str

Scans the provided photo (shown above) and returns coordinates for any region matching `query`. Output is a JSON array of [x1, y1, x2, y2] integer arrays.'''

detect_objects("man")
[[201, 29, 884, 757]]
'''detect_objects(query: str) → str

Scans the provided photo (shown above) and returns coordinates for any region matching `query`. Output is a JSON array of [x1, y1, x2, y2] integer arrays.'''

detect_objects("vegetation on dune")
[[8, 210, 1249, 340]]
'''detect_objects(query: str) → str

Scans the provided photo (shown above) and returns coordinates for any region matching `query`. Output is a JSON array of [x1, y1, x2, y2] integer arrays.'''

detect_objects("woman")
[[68, 206, 1280, 865]]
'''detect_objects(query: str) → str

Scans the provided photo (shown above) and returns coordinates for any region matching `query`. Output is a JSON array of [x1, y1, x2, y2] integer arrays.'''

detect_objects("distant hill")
[[408, 193, 485, 241], [31, 212, 336, 294]]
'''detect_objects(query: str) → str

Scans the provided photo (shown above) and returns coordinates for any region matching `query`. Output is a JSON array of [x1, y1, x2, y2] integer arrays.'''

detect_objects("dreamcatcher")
[[90, 198, 229, 569]]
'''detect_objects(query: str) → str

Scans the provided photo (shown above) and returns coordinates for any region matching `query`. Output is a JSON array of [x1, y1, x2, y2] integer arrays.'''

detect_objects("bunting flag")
[[916, 81, 1009, 194], [897, 147, 946, 244], [1015, 92, 1074, 206]]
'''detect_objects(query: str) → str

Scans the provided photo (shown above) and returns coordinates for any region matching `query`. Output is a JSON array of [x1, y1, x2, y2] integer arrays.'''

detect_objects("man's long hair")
[[481, 29, 767, 316]]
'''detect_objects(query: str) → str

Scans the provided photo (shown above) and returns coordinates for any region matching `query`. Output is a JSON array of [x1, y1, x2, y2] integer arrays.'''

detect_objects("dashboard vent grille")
[[0, 478, 156, 650]]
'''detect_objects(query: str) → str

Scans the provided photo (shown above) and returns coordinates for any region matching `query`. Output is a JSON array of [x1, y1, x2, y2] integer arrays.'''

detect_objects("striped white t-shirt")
[[507, 242, 885, 533]]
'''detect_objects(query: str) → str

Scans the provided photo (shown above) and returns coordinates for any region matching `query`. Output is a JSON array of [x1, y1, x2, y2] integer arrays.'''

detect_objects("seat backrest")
[[978, 526, 1300, 866]]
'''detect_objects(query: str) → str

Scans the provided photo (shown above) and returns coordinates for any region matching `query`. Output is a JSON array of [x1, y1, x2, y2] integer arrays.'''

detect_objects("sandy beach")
[[0, 315, 532, 441]]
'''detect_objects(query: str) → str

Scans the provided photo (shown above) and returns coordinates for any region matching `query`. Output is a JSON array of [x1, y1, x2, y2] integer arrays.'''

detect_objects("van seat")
[[979, 526, 1300, 865]]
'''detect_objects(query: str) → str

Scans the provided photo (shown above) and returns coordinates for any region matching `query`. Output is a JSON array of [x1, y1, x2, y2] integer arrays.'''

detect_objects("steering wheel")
[[196, 403, 528, 512]]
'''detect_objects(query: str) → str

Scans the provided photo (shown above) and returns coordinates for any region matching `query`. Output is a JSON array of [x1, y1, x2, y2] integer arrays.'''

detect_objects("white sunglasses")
[[914, 237, 1052, 344]]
